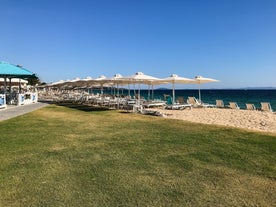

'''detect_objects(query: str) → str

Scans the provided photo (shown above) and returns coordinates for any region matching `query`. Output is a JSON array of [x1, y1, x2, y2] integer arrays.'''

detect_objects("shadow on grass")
[[47, 101, 111, 112], [40, 100, 136, 113], [119, 111, 133, 114]]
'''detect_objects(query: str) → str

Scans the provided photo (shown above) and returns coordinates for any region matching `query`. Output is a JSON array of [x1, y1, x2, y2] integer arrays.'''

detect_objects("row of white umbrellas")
[[48, 72, 219, 103]]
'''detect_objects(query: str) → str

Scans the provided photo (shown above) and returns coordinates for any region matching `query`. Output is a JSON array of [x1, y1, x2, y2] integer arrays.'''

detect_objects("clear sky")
[[1, 0, 275, 88]]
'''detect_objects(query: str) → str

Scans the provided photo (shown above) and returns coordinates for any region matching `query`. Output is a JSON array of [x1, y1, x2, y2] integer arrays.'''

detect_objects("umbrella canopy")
[[122, 72, 160, 83], [51, 79, 66, 87], [105, 74, 126, 95], [141, 79, 167, 100], [105, 74, 125, 84], [94, 75, 106, 81], [94, 75, 108, 86], [163, 74, 195, 104], [65, 77, 82, 88], [77, 76, 93, 87], [0, 61, 36, 78], [82, 76, 93, 81], [121, 72, 160, 102], [194, 76, 219, 102], [93, 75, 108, 94], [108, 73, 123, 80]]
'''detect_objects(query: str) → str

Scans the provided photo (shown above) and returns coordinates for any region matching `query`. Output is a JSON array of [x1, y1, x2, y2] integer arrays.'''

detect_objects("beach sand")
[[153, 108, 276, 134]]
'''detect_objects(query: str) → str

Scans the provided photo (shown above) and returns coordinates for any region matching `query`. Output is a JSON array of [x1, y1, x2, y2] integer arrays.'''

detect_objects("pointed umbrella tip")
[[195, 75, 203, 78]]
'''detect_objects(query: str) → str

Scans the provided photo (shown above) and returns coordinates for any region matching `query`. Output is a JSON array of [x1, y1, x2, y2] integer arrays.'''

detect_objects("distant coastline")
[[155, 87, 276, 90]]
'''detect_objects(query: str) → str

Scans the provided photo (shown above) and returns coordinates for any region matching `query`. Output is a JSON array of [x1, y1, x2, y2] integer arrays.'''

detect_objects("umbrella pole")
[[148, 85, 150, 101], [133, 84, 136, 97], [198, 84, 201, 103], [152, 84, 154, 100], [116, 83, 119, 109], [138, 83, 141, 105], [172, 82, 175, 104]]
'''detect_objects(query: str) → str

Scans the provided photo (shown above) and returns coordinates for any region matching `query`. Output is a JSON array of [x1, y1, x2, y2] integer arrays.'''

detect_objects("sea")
[[92, 88, 276, 111]]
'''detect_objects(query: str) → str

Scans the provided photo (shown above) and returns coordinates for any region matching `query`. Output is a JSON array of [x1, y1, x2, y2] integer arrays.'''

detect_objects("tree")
[[26, 76, 40, 86]]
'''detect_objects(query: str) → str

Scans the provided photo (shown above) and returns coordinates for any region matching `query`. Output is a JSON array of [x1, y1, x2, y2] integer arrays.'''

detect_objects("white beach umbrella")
[[51, 79, 66, 87], [62, 79, 73, 89], [83, 76, 93, 81], [194, 76, 219, 102], [73, 76, 94, 93], [163, 74, 195, 104], [108, 73, 123, 81], [105, 74, 126, 95], [77, 76, 93, 87], [68, 77, 94, 88], [121, 72, 160, 103], [67, 77, 81, 88], [105, 74, 124, 84], [66, 76, 94, 92], [121, 72, 160, 85], [94, 75, 108, 94], [94, 75, 106, 81], [54, 78, 76, 89], [142, 79, 168, 100]]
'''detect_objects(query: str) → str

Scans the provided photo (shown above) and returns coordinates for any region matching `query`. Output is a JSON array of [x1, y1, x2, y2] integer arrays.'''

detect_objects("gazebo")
[[0, 61, 37, 108]]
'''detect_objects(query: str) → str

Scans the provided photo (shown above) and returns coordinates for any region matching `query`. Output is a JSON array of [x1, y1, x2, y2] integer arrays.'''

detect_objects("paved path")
[[0, 102, 48, 121]]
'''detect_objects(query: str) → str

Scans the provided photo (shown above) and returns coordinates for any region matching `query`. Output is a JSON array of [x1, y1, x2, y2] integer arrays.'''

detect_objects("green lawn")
[[0, 103, 275, 207]]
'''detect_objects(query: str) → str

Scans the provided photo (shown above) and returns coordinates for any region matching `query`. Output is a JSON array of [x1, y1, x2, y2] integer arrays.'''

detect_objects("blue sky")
[[1, 0, 275, 88]]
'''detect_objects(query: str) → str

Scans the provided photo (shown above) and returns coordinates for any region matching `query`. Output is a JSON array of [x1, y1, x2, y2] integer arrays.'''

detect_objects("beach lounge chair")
[[177, 96, 185, 105], [164, 96, 191, 110], [132, 103, 162, 116], [143, 100, 166, 108], [229, 102, 240, 109], [246, 103, 256, 110], [164, 95, 173, 105], [187, 97, 215, 108], [261, 102, 273, 112], [175, 96, 192, 109], [216, 100, 225, 108]]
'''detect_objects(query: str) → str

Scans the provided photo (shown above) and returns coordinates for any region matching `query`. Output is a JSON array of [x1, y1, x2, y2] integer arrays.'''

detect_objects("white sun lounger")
[[165, 96, 192, 110], [216, 100, 225, 108], [229, 102, 240, 109], [143, 101, 166, 108], [187, 97, 215, 108], [261, 102, 273, 112], [165, 103, 192, 110], [246, 103, 256, 110]]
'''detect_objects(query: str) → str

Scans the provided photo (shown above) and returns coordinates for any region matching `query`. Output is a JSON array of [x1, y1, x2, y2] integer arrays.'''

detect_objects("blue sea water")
[[138, 89, 276, 111]]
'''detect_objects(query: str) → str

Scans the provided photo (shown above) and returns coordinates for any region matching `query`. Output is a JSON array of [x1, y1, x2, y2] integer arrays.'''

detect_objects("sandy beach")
[[154, 108, 276, 134]]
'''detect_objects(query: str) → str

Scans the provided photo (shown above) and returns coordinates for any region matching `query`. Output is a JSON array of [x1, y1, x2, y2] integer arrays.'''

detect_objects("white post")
[[198, 84, 201, 103], [172, 82, 175, 104]]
